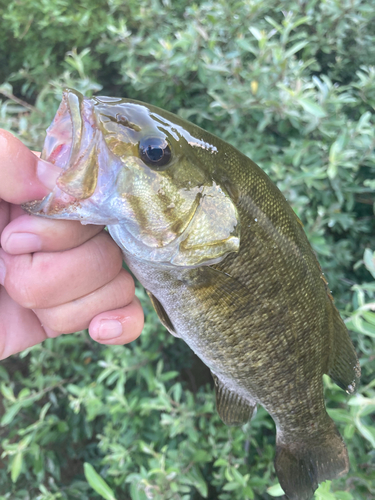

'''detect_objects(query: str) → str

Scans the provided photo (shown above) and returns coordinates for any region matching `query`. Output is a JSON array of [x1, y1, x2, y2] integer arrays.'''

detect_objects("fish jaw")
[[23, 89, 123, 225]]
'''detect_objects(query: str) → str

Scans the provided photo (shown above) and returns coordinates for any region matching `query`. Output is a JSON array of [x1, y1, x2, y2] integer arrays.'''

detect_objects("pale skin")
[[0, 129, 144, 360]]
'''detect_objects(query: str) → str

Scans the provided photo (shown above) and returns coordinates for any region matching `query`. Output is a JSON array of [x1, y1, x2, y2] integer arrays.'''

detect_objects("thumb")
[[0, 129, 60, 205]]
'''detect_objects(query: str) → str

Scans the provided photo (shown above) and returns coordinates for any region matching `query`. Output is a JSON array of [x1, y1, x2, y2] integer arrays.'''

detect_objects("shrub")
[[0, 1, 374, 499]]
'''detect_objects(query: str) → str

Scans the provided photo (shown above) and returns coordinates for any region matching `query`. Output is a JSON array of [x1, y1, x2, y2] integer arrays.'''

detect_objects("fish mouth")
[[41, 88, 83, 172], [46, 88, 99, 200], [23, 89, 104, 219]]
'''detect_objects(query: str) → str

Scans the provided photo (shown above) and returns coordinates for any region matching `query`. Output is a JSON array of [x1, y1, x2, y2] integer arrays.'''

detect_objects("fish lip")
[[40, 88, 84, 171], [63, 88, 84, 167], [22, 89, 86, 216], [43, 89, 101, 203]]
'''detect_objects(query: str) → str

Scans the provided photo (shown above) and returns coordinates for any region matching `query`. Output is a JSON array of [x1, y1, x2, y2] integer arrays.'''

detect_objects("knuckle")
[[5, 258, 41, 309], [36, 309, 73, 335], [135, 306, 145, 335], [118, 270, 135, 302], [61, 221, 103, 248], [93, 233, 123, 273], [103, 270, 136, 309]]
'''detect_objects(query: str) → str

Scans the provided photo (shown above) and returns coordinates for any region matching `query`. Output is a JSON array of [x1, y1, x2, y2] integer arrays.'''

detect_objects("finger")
[[0, 200, 10, 235], [1, 231, 123, 309], [0, 286, 47, 360], [34, 269, 135, 334], [0, 129, 60, 204], [1, 213, 104, 254], [9, 204, 26, 222], [89, 297, 144, 345]]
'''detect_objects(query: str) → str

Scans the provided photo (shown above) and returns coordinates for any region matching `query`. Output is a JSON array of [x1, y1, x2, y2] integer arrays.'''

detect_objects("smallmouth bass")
[[24, 89, 360, 500]]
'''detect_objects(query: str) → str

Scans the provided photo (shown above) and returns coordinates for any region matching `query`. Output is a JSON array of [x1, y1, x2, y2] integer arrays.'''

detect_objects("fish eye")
[[139, 137, 171, 169]]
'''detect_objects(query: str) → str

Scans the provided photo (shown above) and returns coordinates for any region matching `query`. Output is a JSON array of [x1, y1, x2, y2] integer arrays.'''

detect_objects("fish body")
[[24, 89, 360, 500]]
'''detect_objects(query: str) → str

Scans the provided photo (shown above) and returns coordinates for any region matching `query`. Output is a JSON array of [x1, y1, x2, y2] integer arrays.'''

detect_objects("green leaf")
[[314, 481, 337, 500], [363, 249, 375, 278], [84, 462, 117, 500], [11, 452, 23, 483], [39, 402, 51, 421], [223, 482, 240, 491], [348, 394, 375, 406], [354, 418, 375, 447], [249, 26, 263, 41], [335, 492, 354, 500], [1, 403, 23, 427], [231, 467, 247, 486], [130, 482, 148, 500], [327, 408, 352, 424], [285, 40, 308, 59], [243, 485, 255, 499], [267, 483, 285, 496], [363, 311, 375, 326], [346, 315, 375, 337], [213, 458, 228, 467], [328, 133, 347, 179], [0, 383, 15, 402], [298, 98, 327, 118]]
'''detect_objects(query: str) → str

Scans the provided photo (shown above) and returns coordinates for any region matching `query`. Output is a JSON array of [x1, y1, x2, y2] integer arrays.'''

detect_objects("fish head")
[[24, 89, 240, 267]]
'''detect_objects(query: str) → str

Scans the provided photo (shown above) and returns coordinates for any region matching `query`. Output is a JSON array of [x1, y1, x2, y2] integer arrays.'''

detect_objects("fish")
[[23, 89, 360, 500]]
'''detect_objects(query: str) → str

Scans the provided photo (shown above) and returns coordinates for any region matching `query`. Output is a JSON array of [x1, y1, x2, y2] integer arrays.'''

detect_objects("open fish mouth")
[[43, 88, 100, 201], [23, 89, 106, 219], [41, 89, 80, 170]]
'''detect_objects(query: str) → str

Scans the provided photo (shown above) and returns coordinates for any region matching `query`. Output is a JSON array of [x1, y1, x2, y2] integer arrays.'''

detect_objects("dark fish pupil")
[[139, 137, 171, 169], [146, 145, 163, 162]]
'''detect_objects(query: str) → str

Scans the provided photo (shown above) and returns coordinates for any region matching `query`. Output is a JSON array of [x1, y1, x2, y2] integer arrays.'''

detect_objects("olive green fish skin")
[[23, 90, 360, 500]]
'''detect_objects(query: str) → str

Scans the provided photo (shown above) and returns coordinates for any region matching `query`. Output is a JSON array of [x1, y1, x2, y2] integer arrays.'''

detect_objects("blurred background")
[[0, 0, 374, 499]]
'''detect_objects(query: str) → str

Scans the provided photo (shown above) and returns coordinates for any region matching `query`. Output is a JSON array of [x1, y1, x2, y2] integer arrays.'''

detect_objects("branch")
[[0, 88, 42, 115]]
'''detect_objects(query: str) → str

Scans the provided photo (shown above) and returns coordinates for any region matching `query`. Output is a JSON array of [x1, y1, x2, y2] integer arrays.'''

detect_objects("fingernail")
[[37, 159, 61, 190], [0, 257, 6, 285], [97, 320, 123, 340], [5, 233, 42, 254]]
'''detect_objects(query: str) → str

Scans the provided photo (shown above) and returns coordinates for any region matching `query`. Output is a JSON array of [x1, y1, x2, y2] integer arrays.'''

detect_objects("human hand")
[[0, 130, 144, 360]]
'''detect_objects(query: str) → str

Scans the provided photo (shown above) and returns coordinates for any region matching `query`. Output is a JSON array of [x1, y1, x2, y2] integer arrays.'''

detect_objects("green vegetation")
[[0, 0, 374, 498]]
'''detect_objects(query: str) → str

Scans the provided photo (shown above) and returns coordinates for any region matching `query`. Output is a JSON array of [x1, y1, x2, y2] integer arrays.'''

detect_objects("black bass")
[[24, 89, 360, 500]]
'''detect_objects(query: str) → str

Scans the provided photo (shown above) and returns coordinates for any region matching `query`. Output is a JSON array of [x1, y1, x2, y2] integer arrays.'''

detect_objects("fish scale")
[[23, 89, 361, 500]]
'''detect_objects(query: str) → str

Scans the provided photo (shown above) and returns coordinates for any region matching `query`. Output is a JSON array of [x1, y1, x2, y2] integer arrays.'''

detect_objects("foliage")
[[0, 0, 374, 499]]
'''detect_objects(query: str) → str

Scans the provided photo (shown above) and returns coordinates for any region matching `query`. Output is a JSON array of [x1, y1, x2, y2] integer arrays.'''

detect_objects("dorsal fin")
[[327, 306, 360, 393]]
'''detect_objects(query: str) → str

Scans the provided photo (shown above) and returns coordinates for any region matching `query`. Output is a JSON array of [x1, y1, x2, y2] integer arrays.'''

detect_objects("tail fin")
[[274, 422, 348, 500]]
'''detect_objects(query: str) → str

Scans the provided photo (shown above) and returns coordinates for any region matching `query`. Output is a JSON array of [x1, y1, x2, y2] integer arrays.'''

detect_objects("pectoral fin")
[[146, 290, 180, 338], [212, 373, 256, 426]]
